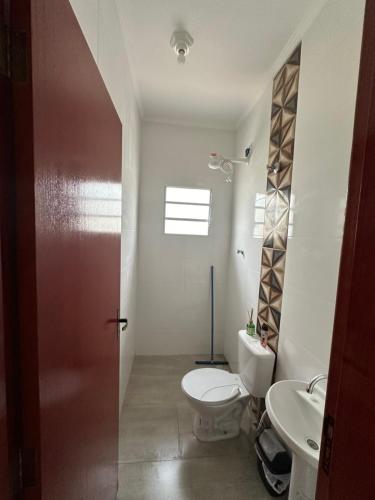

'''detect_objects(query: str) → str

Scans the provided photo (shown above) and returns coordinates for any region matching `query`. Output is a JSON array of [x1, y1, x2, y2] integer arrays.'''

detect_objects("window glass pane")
[[164, 219, 209, 236], [166, 187, 210, 204], [165, 203, 209, 220]]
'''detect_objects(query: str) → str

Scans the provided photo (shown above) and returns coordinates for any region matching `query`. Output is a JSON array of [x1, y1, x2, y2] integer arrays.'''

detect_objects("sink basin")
[[265, 379, 326, 499]]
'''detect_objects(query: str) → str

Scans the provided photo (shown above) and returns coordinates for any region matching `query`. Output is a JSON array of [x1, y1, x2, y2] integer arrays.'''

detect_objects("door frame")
[[316, 0, 375, 497], [0, 0, 25, 497], [9, 0, 42, 498]]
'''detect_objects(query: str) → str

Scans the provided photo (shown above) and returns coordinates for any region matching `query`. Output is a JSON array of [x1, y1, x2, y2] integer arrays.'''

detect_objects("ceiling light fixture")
[[170, 30, 194, 64]]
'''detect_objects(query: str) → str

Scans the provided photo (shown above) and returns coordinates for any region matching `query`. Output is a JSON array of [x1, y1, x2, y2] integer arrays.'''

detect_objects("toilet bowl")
[[182, 367, 250, 441], [181, 331, 275, 442]]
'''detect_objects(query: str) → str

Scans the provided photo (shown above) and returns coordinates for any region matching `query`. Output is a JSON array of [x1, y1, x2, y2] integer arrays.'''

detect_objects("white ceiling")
[[116, 0, 317, 130]]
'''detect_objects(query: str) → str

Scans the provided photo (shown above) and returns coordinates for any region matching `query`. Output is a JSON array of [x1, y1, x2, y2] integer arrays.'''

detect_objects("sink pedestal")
[[289, 454, 317, 500]]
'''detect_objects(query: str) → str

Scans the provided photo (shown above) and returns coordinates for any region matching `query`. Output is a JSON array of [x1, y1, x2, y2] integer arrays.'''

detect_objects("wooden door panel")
[[11, 0, 122, 498], [32, 1, 122, 497], [316, 1, 375, 498]]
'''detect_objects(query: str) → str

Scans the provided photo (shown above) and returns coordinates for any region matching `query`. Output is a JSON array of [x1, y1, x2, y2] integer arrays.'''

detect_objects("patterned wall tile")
[[257, 44, 301, 352]]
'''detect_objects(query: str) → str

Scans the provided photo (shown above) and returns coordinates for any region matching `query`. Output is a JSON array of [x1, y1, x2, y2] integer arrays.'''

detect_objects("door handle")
[[115, 310, 128, 337], [117, 318, 128, 332]]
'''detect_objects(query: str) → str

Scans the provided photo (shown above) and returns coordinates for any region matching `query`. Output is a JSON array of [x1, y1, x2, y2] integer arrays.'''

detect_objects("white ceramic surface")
[[181, 368, 247, 405], [182, 331, 275, 442], [266, 379, 324, 468]]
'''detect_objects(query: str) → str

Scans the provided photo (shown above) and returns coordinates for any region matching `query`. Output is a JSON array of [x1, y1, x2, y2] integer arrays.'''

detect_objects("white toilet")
[[181, 330, 275, 442]]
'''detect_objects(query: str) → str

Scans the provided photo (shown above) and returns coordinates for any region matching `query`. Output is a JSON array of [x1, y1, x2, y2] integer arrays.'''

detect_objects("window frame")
[[163, 186, 212, 236]]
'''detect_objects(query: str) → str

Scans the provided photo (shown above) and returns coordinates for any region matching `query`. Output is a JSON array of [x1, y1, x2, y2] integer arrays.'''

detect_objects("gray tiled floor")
[[118, 355, 276, 500]]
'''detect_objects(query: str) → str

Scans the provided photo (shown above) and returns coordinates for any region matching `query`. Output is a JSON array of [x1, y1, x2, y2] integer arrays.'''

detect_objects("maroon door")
[[0, 2, 11, 493], [0, 252, 10, 500], [11, 1, 122, 499], [1, 0, 20, 497], [316, 1, 375, 498]]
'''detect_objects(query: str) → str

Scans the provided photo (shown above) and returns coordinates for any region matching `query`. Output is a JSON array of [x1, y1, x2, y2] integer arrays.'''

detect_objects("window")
[[164, 187, 211, 236]]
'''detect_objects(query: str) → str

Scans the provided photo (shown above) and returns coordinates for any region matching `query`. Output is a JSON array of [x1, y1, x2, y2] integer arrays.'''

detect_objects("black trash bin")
[[255, 427, 292, 497]]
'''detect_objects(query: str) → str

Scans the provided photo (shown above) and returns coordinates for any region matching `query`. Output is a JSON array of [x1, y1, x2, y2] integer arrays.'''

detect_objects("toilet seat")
[[181, 368, 248, 406]]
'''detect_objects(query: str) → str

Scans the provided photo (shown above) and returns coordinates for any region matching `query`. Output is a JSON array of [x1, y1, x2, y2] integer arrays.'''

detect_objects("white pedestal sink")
[[265, 380, 325, 500]]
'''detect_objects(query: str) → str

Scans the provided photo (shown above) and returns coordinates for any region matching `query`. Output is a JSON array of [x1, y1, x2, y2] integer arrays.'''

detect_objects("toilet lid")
[[181, 368, 244, 405]]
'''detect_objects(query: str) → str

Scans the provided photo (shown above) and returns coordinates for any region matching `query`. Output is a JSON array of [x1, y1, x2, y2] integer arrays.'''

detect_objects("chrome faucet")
[[306, 374, 328, 394]]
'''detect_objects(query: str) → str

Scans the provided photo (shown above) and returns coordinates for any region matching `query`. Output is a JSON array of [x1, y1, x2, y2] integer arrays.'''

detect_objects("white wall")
[[136, 122, 235, 355], [224, 0, 365, 379], [69, 0, 141, 409], [224, 88, 272, 372]]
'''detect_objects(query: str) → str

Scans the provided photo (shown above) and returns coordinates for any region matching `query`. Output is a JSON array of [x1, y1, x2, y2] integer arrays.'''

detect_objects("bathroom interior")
[[92, 0, 367, 495], [3, 0, 373, 499], [69, 0, 366, 498]]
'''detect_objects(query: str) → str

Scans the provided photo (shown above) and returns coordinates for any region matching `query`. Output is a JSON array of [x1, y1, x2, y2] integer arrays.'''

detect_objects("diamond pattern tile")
[[257, 44, 301, 352]]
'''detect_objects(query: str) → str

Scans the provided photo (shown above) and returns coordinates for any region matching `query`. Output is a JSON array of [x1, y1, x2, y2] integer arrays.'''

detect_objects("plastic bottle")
[[246, 308, 256, 337]]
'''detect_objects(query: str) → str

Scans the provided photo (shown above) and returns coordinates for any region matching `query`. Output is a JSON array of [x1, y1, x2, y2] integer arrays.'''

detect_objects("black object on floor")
[[195, 265, 229, 366], [255, 427, 291, 496]]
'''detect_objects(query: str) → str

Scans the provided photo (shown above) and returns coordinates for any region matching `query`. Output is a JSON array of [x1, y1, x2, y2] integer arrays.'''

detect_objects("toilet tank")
[[238, 330, 275, 397]]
